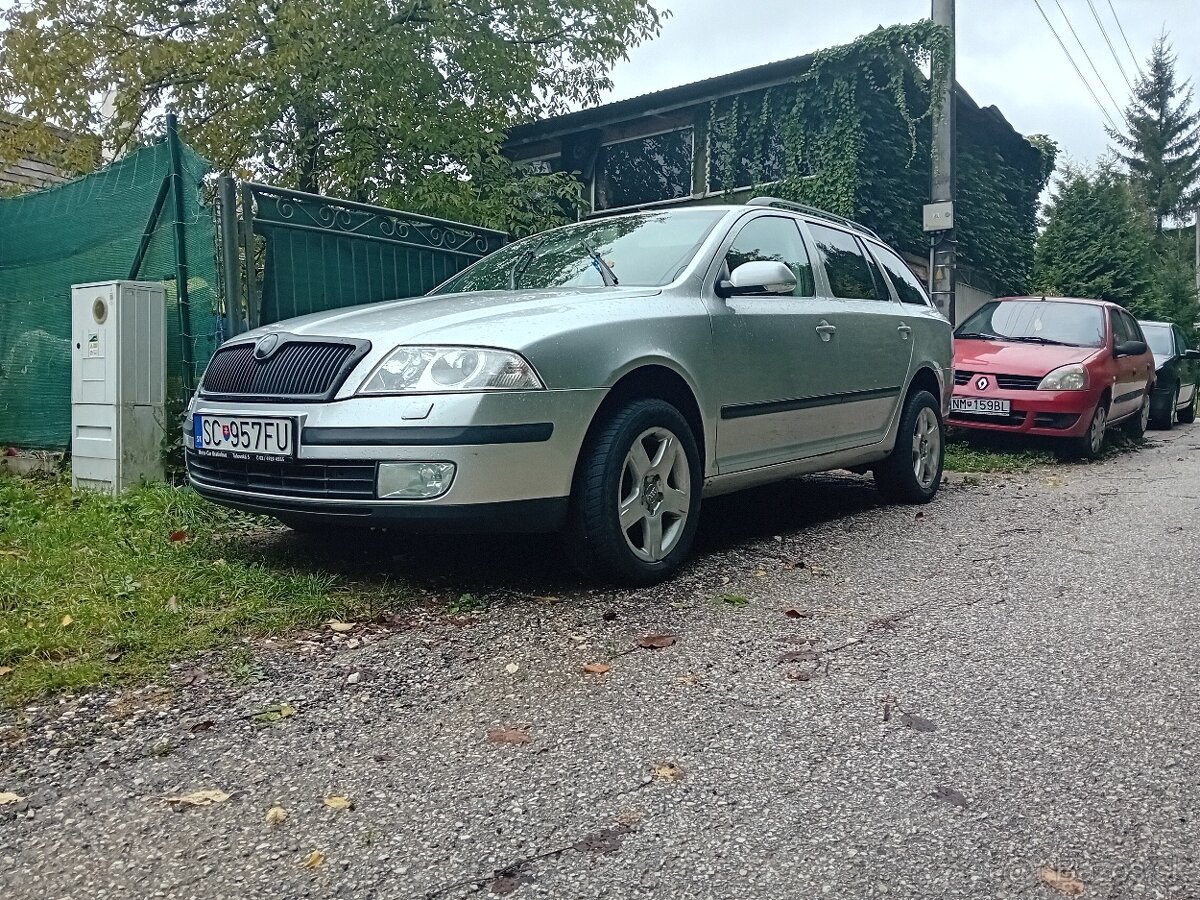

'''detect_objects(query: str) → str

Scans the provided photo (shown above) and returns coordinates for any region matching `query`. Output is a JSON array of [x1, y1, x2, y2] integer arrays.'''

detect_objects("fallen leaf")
[[487, 726, 530, 745], [0, 667, 12, 678], [372, 751, 395, 762], [0, 792, 24, 805], [784, 608, 813, 619], [653, 762, 684, 782], [163, 789, 231, 807], [899, 712, 937, 733], [1040, 867, 1085, 896], [638, 633, 675, 650], [60, 615, 74, 627], [573, 824, 631, 854], [678, 671, 700, 686], [265, 806, 288, 826], [326, 620, 354, 633], [211, 558, 227, 568], [323, 795, 352, 810], [190, 720, 215, 733], [582, 662, 611, 675], [753, 570, 767, 578], [252, 703, 296, 723], [615, 808, 643, 827], [930, 785, 968, 809], [714, 594, 749, 607], [169, 529, 188, 543], [165, 596, 180, 614], [301, 850, 325, 870], [504, 662, 520, 674]]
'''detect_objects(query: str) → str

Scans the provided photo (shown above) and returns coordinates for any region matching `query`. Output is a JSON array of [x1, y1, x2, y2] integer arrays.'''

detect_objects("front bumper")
[[948, 386, 1099, 438], [185, 388, 607, 531]]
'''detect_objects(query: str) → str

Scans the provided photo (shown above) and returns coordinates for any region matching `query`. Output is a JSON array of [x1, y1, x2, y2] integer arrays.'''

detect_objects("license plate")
[[950, 397, 1011, 416], [193, 414, 295, 460]]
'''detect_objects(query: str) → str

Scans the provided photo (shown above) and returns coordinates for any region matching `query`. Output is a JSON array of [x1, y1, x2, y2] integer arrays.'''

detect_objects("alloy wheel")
[[618, 427, 691, 563], [911, 406, 941, 489]]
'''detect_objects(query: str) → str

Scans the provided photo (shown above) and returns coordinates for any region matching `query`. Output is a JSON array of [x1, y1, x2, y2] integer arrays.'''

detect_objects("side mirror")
[[1184, 348, 1200, 359], [1114, 339, 1147, 358], [717, 261, 797, 298]]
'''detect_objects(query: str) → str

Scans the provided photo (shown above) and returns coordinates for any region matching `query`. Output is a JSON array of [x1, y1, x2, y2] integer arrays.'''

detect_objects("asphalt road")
[[3, 429, 1199, 900]]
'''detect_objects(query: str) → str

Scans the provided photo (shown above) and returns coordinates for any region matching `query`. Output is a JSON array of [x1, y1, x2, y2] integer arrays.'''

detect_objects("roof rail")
[[747, 196, 880, 240]]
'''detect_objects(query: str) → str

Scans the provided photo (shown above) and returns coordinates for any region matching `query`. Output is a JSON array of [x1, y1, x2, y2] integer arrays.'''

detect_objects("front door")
[[709, 214, 849, 473]]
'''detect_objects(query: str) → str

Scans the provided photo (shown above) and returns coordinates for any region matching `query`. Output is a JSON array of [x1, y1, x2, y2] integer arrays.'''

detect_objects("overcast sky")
[[604, 0, 1200, 169]]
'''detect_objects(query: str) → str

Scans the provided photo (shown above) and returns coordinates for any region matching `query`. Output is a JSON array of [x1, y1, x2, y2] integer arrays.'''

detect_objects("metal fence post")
[[240, 183, 259, 329], [216, 175, 243, 338], [165, 113, 194, 391]]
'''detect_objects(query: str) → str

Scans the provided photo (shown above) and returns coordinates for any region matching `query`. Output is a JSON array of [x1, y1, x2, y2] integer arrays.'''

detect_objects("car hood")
[[954, 338, 1100, 376], [1153, 353, 1175, 371], [240, 286, 663, 346]]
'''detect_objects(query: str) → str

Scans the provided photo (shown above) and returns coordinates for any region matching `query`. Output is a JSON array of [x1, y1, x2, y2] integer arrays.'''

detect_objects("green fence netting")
[[0, 140, 219, 449]]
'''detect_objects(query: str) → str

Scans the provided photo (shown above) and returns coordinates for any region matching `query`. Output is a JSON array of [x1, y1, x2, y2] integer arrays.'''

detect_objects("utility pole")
[[926, 0, 956, 324]]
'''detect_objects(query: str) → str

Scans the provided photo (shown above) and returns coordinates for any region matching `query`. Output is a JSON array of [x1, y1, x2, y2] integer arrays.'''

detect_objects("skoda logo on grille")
[[975, 375, 990, 390], [254, 333, 281, 361]]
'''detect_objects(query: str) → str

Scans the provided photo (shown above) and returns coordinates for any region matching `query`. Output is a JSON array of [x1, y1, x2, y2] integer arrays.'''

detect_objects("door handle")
[[897, 322, 912, 340], [815, 321, 837, 342]]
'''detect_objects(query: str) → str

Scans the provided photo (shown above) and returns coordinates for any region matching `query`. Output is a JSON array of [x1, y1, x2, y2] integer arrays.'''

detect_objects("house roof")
[[505, 48, 1034, 160]]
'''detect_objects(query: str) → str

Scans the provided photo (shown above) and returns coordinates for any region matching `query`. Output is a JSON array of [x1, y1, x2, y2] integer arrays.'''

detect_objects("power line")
[[1085, 0, 1134, 93], [1031, 0, 1121, 132], [1106, 0, 1144, 78], [1050, 0, 1126, 123]]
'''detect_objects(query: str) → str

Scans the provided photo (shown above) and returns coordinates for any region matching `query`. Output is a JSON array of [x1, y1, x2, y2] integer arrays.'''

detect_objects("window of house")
[[870, 243, 931, 306], [593, 129, 694, 211], [723, 216, 815, 297], [807, 223, 885, 300]]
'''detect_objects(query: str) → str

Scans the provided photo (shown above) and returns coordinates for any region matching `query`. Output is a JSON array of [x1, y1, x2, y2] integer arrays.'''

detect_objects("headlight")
[[1037, 364, 1088, 391], [358, 346, 544, 395]]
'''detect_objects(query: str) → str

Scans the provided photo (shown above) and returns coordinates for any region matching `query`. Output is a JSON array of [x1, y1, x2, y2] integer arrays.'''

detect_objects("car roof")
[[1137, 319, 1172, 327], [994, 295, 1120, 309]]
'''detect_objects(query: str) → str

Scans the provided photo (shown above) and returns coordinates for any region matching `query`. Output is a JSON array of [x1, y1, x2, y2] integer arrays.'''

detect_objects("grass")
[[0, 473, 392, 705], [943, 437, 1054, 474]]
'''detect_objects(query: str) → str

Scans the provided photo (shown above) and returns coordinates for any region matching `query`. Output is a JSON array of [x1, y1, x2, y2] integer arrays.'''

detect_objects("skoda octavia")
[[187, 200, 952, 584]]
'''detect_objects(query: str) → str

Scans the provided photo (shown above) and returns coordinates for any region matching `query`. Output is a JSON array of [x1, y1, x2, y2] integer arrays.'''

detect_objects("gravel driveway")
[[3, 430, 1198, 900]]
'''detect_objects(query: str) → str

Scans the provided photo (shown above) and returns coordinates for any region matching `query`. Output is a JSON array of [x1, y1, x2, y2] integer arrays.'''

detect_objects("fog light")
[[377, 462, 456, 499]]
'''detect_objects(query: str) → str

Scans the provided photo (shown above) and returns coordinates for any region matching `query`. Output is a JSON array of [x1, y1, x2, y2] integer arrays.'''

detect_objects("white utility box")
[[71, 281, 166, 494]]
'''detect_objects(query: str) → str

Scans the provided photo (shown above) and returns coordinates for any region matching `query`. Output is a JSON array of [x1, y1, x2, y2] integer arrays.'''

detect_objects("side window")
[[807, 222, 883, 300], [1110, 310, 1134, 344], [857, 238, 894, 301], [871, 243, 931, 306], [1174, 326, 1191, 354], [724, 216, 815, 297], [1123, 311, 1145, 343]]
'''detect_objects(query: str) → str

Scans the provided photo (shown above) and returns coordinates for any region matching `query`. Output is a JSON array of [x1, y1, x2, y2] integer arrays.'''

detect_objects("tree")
[[1147, 232, 1200, 337], [0, 0, 664, 230], [1033, 166, 1154, 314], [1107, 34, 1200, 235]]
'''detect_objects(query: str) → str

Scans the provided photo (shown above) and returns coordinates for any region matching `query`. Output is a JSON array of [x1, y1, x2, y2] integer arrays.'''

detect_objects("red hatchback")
[[950, 297, 1155, 458]]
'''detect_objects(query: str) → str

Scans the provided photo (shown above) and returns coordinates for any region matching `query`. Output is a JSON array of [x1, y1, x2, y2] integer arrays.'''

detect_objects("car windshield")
[[431, 210, 726, 295], [1141, 324, 1173, 356], [955, 300, 1106, 348]]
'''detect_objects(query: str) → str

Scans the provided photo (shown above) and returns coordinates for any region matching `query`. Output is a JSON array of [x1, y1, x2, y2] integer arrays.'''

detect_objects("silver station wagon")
[[187, 199, 953, 584]]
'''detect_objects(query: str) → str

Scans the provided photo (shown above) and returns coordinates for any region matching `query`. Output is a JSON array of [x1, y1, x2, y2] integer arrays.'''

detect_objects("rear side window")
[[1110, 309, 1135, 344], [1122, 311, 1145, 343], [808, 222, 884, 300], [724, 216, 816, 297], [871, 244, 931, 306]]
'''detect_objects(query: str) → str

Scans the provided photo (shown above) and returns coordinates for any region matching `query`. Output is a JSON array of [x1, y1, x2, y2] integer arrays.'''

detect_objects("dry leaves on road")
[[0, 792, 24, 805], [252, 703, 296, 723], [265, 806, 288, 826], [169, 529, 188, 543], [653, 762, 685, 782], [1040, 867, 1086, 896], [504, 662, 520, 674], [899, 712, 937, 733], [930, 785, 968, 809], [163, 789, 231, 808], [60, 615, 74, 627], [573, 824, 632, 854], [582, 662, 611, 675], [301, 850, 325, 870], [784, 608, 813, 619], [326, 620, 354, 633], [0, 667, 12, 678], [638, 633, 675, 650], [323, 796, 353, 810], [487, 726, 531, 745]]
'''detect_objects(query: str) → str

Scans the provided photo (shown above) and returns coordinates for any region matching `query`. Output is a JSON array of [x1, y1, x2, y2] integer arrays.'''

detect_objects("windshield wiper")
[[1004, 335, 1074, 346], [508, 248, 537, 291], [955, 331, 1005, 341], [582, 241, 619, 287]]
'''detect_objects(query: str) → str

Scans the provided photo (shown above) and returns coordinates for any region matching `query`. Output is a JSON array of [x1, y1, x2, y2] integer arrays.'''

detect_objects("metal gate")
[[215, 178, 508, 337]]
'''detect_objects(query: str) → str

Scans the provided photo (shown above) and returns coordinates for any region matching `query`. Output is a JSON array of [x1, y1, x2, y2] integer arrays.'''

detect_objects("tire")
[[1123, 394, 1150, 440], [1152, 386, 1177, 430], [1069, 401, 1108, 460], [565, 398, 702, 585], [873, 390, 944, 504], [1179, 389, 1196, 424]]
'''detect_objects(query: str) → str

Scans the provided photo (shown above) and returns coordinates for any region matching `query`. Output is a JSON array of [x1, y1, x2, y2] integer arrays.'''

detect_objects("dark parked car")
[[1138, 320, 1199, 429]]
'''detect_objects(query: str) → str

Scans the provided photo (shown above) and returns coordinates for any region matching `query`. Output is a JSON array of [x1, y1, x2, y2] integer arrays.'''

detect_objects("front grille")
[[187, 452, 377, 500], [954, 371, 1041, 390], [201, 338, 366, 401]]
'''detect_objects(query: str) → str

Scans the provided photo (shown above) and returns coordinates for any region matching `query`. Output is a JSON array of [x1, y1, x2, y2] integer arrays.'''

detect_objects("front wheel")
[[565, 398, 702, 585], [874, 390, 944, 504], [1069, 402, 1108, 460]]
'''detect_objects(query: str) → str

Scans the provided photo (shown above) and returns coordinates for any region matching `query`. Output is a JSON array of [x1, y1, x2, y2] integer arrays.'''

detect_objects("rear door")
[[1109, 309, 1150, 420], [1173, 325, 1198, 407], [708, 214, 848, 472], [802, 222, 913, 446]]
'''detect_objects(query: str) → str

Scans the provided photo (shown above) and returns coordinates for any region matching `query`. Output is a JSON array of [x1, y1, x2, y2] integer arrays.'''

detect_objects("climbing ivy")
[[706, 22, 1057, 295]]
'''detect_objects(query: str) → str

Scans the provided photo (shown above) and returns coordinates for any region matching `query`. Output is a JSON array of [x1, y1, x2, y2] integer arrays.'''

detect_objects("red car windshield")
[[955, 300, 1106, 349]]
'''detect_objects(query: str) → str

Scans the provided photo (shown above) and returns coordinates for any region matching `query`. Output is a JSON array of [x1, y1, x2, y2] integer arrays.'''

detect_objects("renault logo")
[[253, 333, 281, 360], [975, 375, 990, 390]]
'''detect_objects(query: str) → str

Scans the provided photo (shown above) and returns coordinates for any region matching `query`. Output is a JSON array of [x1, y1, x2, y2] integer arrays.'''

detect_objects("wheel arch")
[[905, 365, 943, 406]]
